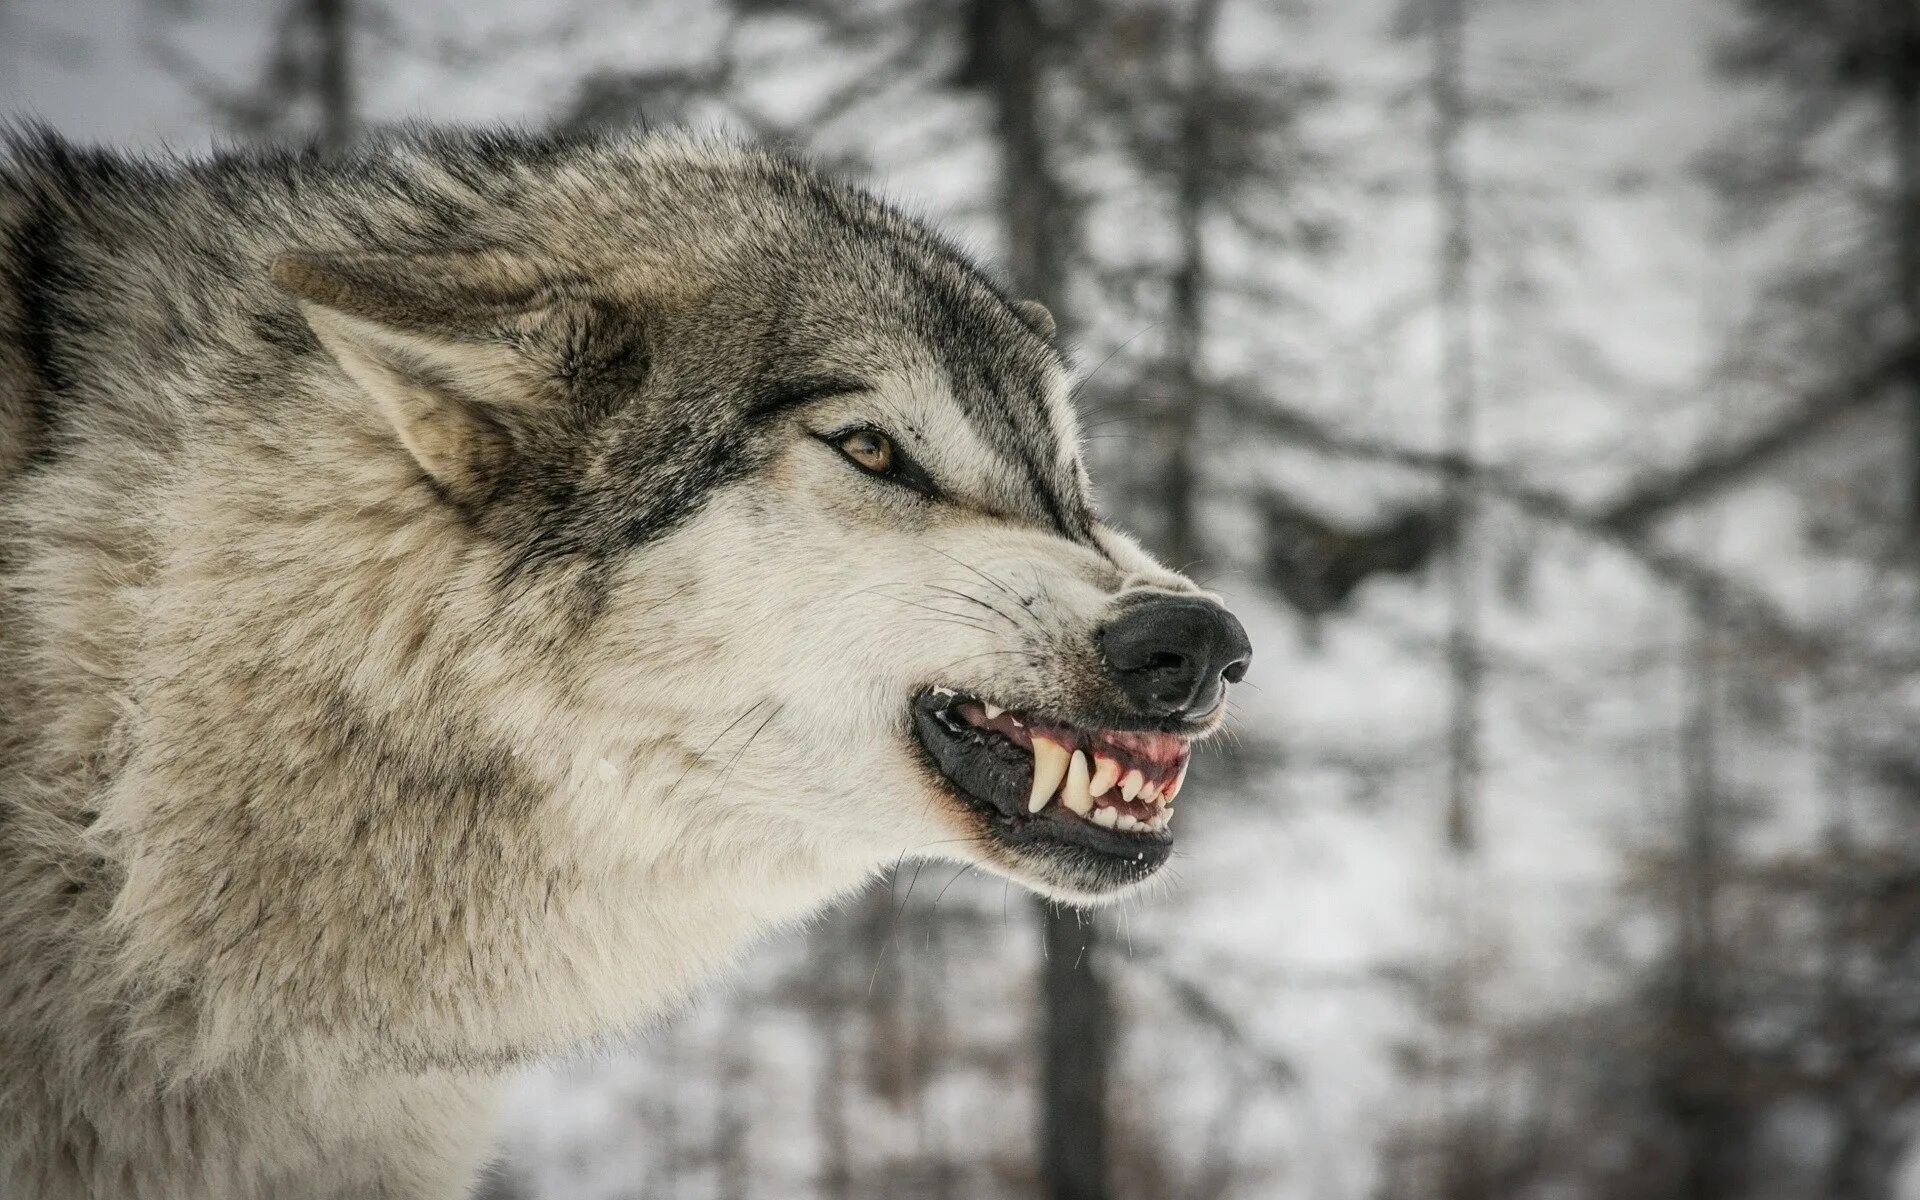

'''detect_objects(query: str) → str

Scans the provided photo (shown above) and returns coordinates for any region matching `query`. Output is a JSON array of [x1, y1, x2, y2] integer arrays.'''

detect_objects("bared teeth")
[[1029, 735, 1070, 813], [1089, 755, 1120, 798], [1062, 751, 1093, 816], [939, 694, 1191, 829]]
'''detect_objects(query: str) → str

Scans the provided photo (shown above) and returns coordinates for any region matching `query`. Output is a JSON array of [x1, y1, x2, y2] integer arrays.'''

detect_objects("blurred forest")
[[8, 0, 1920, 1196]]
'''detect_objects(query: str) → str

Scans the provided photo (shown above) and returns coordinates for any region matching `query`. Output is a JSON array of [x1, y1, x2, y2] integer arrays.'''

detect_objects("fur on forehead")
[[268, 132, 1087, 563], [821, 363, 1089, 528]]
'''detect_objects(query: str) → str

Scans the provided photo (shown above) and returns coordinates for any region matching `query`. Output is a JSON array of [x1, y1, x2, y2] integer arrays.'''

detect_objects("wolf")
[[0, 127, 1251, 1198]]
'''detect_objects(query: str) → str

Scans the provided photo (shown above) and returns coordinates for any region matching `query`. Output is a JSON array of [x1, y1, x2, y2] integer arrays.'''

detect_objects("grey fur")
[[0, 127, 1226, 1198]]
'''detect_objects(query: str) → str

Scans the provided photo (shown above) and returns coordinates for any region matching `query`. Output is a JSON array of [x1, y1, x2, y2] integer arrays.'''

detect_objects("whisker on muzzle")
[[928, 547, 1027, 608], [922, 583, 1024, 631]]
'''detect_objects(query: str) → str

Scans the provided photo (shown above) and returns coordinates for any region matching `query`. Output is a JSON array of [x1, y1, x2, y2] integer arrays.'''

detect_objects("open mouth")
[[910, 687, 1189, 881]]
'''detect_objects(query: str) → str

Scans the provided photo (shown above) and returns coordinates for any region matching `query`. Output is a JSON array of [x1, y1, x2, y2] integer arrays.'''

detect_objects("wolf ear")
[[1013, 299, 1056, 341], [271, 250, 563, 507]]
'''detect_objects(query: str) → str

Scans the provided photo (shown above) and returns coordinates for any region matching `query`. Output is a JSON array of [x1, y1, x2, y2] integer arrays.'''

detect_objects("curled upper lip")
[[926, 686, 1223, 740]]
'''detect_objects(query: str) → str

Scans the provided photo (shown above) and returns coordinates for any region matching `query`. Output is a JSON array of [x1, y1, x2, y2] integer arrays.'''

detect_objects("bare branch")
[[1205, 386, 1838, 665], [1599, 352, 1917, 535]]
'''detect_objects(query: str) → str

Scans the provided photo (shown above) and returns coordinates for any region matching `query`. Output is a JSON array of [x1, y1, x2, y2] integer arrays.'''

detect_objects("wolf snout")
[[1099, 596, 1251, 721]]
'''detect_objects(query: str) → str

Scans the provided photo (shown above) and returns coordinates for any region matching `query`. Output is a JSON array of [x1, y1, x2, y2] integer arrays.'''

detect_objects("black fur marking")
[[746, 374, 870, 420], [250, 308, 318, 355], [9, 195, 80, 468], [315, 688, 537, 825], [746, 151, 1082, 537], [893, 250, 1092, 542]]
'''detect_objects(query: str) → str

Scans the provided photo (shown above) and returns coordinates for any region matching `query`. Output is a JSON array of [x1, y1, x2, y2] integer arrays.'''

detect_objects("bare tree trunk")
[[1668, 606, 1744, 1200], [1160, 0, 1224, 570], [812, 921, 855, 1200], [1039, 906, 1110, 1200], [163, 0, 357, 148], [305, 0, 354, 153], [912, 910, 956, 1200], [1806, 26, 1920, 1191], [969, 6, 1110, 1194], [1424, 8, 1492, 1193], [1823, 21, 1920, 1190], [716, 1025, 753, 1200], [1891, 3, 1920, 534], [982, 0, 1071, 310], [654, 1028, 687, 1200], [1431, 0, 1482, 856], [1815, 662, 1862, 1200]]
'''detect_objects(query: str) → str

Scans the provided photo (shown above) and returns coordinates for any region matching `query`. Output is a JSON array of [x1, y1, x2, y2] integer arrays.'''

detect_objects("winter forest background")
[[9, 0, 1920, 1196]]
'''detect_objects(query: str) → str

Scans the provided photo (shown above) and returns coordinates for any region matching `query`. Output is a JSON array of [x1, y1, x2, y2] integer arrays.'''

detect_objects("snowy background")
[[9, 0, 1920, 1197]]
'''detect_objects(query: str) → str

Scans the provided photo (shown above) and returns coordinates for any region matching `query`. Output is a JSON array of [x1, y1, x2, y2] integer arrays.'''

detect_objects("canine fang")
[[1030, 736, 1071, 812]]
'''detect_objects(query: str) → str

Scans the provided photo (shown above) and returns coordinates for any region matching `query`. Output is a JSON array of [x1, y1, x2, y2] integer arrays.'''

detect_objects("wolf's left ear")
[[271, 250, 631, 506]]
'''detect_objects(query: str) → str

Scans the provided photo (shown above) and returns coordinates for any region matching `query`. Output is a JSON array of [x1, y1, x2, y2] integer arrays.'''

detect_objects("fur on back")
[[0, 127, 1204, 1198]]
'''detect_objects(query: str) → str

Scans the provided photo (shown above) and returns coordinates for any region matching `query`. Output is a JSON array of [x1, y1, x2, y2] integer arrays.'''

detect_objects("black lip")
[[909, 691, 1175, 883]]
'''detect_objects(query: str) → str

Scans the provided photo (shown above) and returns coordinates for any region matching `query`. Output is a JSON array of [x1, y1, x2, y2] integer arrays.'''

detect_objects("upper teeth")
[[1029, 736, 1070, 813], [1014, 725, 1181, 835], [1089, 755, 1120, 798], [1062, 750, 1093, 816]]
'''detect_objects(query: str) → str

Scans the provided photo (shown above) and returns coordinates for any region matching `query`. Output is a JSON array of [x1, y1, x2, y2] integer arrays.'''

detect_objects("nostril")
[[1100, 596, 1251, 719]]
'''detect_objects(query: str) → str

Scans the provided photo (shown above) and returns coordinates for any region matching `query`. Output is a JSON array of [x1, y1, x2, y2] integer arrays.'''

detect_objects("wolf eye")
[[836, 429, 895, 475], [821, 426, 942, 500]]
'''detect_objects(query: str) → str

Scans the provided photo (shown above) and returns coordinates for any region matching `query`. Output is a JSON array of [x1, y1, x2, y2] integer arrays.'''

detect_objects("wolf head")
[[269, 138, 1250, 908]]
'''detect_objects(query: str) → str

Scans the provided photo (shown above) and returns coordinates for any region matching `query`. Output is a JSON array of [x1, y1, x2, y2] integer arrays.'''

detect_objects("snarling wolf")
[[0, 128, 1250, 1198]]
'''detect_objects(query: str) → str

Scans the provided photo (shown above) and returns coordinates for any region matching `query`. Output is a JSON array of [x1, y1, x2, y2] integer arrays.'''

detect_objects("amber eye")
[[837, 429, 895, 475]]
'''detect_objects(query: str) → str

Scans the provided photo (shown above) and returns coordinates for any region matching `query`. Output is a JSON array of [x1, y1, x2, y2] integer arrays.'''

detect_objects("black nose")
[[1099, 596, 1251, 720]]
